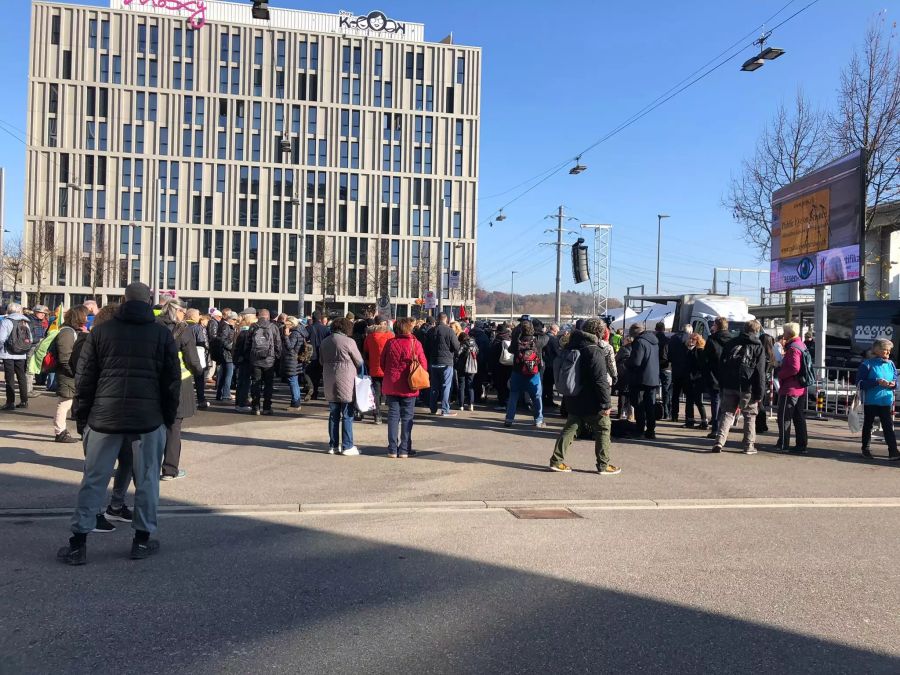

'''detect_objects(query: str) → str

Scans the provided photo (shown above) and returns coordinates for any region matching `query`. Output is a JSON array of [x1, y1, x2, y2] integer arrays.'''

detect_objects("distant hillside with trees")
[[474, 288, 621, 318]]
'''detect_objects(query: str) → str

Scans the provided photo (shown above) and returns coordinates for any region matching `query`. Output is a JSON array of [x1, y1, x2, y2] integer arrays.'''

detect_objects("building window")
[[456, 56, 465, 85], [51, 14, 60, 45], [62, 51, 72, 80]]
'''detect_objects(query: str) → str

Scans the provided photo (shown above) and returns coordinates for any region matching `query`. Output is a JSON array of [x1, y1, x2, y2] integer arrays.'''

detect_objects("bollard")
[[815, 387, 825, 420]]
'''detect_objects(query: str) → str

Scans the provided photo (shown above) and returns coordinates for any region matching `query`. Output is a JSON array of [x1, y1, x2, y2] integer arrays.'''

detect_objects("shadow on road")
[[0, 472, 897, 674]]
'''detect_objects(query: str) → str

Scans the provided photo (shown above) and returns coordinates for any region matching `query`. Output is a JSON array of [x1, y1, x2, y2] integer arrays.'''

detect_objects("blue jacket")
[[857, 358, 898, 407], [0, 313, 32, 360]]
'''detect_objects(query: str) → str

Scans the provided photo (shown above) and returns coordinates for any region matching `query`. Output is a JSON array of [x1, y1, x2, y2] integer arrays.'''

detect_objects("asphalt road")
[[1, 508, 898, 674]]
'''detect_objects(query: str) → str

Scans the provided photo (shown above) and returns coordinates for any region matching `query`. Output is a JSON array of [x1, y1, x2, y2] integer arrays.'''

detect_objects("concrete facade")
[[24, 0, 480, 316]]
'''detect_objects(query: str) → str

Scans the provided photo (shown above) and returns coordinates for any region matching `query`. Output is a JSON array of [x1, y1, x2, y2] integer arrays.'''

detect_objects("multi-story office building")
[[24, 0, 480, 316]]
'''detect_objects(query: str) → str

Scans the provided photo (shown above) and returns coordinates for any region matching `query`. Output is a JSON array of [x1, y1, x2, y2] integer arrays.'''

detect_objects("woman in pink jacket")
[[776, 322, 809, 453], [380, 317, 428, 458]]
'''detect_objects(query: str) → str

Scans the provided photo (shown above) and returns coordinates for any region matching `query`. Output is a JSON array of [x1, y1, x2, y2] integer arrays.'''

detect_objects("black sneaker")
[[407, 449, 418, 457], [130, 539, 160, 560], [644, 431, 657, 440], [15, 402, 28, 409], [698, 421, 709, 431], [198, 401, 211, 410], [682, 421, 696, 429], [1, 402, 14, 411], [261, 409, 274, 416], [706, 431, 716, 439], [711, 445, 723, 453], [56, 539, 86, 566], [789, 446, 808, 454], [888, 454, 900, 462], [92, 514, 115, 533], [55, 431, 79, 443], [252, 408, 261, 416], [105, 504, 133, 523], [862, 447, 873, 459]]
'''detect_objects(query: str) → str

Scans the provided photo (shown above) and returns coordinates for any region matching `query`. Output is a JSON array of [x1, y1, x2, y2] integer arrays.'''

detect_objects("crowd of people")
[[0, 284, 897, 566]]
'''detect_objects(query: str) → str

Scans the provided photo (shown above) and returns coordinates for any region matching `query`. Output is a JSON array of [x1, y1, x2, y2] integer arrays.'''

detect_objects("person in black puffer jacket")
[[214, 311, 237, 401], [59, 283, 180, 566], [626, 324, 661, 439], [548, 320, 619, 474], [281, 316, 306, 411], [703, 317, 735, 437], [157, 299, 203, 480]]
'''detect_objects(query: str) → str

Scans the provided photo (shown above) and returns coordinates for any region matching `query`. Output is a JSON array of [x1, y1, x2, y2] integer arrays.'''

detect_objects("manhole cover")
[[506, 507, 582, 520]]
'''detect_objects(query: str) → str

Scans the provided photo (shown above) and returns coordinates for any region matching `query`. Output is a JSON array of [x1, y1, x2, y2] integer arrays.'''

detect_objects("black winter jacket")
[[655, 331, 671, 370], [246, 319, 283, 369], [159, 315, 204, 420], [627, 331, 661, 388], [717, 332, 766, 400], [74, 301, 181, 434], [703, 330, 735, 391], [217, 322, 236, 363], [281, 327, 305, 377], [562, 330, 612, 417], [427, 323, 460, 367], [668, 332, 691, 378]]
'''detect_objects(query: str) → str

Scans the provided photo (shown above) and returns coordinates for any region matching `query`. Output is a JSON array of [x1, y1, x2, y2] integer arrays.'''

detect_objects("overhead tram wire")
[[477, 0, 820, 228]]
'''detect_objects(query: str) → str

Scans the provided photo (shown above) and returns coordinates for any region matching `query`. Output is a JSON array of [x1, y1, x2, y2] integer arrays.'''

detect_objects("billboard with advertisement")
[[769, 149, 865, 292]]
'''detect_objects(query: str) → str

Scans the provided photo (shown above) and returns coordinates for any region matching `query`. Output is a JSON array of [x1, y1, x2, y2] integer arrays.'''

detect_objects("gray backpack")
[[554, 347, 582, 397]]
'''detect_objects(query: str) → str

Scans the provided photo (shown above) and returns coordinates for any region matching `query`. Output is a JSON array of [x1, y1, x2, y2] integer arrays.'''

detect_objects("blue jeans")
[[429, 365, 454, 414], [387, 395, 416, 455], [216, 362, 234, 400], [328, 401, 354, 450], [506, 372, 543, 424], [287, 375, 301, 406]]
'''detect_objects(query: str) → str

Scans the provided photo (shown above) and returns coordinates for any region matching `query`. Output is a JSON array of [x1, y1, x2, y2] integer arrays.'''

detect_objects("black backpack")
[[5, 319, 33, 355], [249, 325, 275, 362], [721, 343, 756, 388]]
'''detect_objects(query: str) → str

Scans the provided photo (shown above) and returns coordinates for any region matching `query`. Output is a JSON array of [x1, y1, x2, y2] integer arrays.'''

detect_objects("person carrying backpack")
[[548, 319, 620, 474], [455, 332, 479, 412], [775, 322, 810, 453], [711, 320, 766, 454], [0, 302, 34, 410], [504, 321, 545, 428], [245, 308, 282, 415]]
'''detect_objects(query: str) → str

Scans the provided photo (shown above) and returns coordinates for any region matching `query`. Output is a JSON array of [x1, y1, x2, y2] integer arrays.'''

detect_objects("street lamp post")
[[510, 271, 517, 323], [656, 214, 670, 294]]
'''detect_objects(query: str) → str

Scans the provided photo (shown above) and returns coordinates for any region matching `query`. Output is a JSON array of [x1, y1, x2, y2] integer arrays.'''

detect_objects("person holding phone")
[[856, 338, 899, 461]]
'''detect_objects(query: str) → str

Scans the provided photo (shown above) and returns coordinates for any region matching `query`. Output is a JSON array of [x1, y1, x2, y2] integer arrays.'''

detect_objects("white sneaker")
[[327, 446, 337, 454], [743, 447, 758, 455], [341, 446, 360, 456]]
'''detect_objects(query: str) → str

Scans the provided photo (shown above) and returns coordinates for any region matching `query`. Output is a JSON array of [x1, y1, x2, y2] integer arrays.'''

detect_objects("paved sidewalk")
[[1, 390, 898, 511]]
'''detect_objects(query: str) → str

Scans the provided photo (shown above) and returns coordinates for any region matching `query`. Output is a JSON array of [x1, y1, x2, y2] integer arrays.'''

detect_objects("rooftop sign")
[[338, 10, 405, 35], [122, 0, 207, 30]]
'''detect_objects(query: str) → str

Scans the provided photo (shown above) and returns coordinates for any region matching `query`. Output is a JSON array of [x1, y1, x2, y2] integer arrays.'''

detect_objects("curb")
[[3, 497, 900, 519]]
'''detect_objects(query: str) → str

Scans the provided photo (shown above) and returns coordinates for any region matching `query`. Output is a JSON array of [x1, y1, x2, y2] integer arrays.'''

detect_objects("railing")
[[803, 367, 859, 418]]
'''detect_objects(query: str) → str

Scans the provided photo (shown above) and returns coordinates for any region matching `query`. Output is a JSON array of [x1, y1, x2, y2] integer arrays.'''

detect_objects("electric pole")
[[540, 206, 578, 325]]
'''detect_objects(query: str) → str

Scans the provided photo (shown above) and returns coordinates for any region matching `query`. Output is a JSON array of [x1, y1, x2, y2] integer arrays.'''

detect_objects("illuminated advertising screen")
[[769, 149, 865, 292]]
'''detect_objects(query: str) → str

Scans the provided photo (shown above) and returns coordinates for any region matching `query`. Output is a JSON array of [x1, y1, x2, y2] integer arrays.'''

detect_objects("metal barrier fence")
[[804, 367, 858, 419]]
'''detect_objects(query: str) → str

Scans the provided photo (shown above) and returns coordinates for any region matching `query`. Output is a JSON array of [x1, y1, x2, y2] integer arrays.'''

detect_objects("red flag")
[[459, 305, 467, 319]]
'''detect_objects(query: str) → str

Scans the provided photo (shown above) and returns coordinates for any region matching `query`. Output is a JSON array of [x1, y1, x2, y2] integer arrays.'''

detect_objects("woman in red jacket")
[[363, 320, 394, 424], [380, 317, 428, 458]]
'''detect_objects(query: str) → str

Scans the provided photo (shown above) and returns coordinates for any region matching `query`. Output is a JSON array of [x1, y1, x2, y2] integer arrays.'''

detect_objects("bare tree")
[[81, 235, 117, 302], [24, 222, 59, 302], [831, 17, 900, 298], [2, 236, 26, 299], [310, 237, 338, 315], [724, 90, 832, 318]]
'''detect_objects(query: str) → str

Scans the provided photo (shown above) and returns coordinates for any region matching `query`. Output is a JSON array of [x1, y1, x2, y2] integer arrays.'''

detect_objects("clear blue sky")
[[0, 0, 892, 300]]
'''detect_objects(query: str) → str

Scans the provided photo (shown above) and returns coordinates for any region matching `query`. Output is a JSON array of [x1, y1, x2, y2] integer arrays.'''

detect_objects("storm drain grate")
[[506, 507, 582, 520]]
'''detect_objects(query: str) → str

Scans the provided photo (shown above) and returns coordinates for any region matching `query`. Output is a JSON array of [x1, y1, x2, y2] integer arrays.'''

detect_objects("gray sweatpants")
[[71, 425, 166, 535]]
